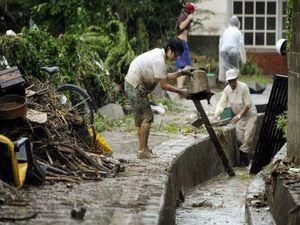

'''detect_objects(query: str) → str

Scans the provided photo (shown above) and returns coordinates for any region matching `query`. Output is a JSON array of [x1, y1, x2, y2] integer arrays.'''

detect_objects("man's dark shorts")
[[124, 81, 154, 127]]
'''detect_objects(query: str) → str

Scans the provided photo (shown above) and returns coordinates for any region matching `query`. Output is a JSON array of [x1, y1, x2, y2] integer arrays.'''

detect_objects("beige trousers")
[[236, 115, 257, 153]]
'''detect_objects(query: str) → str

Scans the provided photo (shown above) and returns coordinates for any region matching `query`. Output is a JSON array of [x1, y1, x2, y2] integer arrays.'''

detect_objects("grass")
[[94, 114, 135, 132], [94, 112, 208, 135], [276, 111, 288, 139], [238, 173, 253, 180], [152, 121, 207, 135], [239, 74, 273, 85]]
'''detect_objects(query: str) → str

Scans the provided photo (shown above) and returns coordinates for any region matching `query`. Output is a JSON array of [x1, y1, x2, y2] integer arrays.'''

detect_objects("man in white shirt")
[[218, 16, 246, 82], [125, 38, 189, 159], [214, 69, 257, 166]]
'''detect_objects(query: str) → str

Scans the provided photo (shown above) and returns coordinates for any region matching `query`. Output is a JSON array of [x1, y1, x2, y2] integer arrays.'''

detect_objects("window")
[[232, 0, 287, 48]]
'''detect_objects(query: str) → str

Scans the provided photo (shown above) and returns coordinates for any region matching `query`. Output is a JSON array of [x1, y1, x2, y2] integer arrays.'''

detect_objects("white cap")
[[225, 69, 239, 81]]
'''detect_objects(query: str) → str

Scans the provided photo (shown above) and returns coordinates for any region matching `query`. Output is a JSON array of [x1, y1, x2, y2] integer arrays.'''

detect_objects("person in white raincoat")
[[218, 16, 246, 82], [214, 69, 257, 166]]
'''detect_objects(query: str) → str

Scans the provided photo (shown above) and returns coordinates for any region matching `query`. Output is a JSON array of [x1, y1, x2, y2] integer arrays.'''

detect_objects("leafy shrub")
[[239, 59, 264, 76], [276, 111, 288, 139], [0, 28, 118, 106], [191, 54, 218, 73]]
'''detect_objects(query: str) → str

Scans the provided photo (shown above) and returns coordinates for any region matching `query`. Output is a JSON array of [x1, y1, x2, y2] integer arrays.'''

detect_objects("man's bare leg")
[[140, 122, 150, 150], [136, 126, 141, 150], [136, 123, 154, 158]]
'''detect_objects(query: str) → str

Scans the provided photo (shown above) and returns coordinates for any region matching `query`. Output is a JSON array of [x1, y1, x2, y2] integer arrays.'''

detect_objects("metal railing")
[[250, 74, 288, 174]]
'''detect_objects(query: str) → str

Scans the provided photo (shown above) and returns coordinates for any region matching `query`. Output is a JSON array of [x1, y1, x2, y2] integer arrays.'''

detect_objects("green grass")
[[94, 114, 135, 132], [238, 174, 253, 180], [239, 74, 273, 85], [276, 111, 288, 138], [152, 121, 207, 135]]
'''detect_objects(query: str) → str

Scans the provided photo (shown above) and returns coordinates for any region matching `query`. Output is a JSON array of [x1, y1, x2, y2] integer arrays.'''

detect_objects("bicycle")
[[26, 66, 95, 146]]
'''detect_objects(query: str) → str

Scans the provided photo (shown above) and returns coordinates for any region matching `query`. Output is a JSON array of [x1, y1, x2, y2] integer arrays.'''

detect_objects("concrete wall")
[[287, 3, 300, 164], [158, 127, 238, 225], [193, 0, 230, 36], [189, 35, 219, 60]]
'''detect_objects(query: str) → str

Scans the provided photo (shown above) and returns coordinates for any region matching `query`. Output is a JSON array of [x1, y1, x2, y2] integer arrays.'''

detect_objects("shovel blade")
[[191, 118, 203, 128]]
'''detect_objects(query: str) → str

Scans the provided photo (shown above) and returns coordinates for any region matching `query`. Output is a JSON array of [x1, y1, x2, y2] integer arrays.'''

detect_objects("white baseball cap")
[[225, 69, 239, 81]]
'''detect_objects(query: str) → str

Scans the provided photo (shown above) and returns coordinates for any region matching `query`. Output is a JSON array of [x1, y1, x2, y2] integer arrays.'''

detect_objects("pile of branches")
[[0, 77, 123, 184]]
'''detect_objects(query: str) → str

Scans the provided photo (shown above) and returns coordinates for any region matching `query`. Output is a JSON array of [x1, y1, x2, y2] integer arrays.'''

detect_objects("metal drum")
[[0, 95, 27, 120]]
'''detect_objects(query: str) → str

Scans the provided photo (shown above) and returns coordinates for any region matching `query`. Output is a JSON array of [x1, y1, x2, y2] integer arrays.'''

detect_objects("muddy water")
[[176, 168, 252, 225]]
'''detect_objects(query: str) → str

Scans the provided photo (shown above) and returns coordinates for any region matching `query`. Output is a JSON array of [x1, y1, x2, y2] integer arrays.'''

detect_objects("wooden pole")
[[192, 100, 235, 177]]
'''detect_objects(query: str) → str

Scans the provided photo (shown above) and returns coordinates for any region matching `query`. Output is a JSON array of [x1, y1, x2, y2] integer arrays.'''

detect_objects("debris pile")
[[0, 76, 123, 184]]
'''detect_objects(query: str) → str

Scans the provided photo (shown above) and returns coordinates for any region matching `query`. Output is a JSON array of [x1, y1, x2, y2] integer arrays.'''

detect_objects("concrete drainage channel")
[[156, 126, 238, 225]]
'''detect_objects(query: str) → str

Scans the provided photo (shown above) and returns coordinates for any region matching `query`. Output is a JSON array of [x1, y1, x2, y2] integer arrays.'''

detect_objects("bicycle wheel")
[[56, 84, 94, 127]]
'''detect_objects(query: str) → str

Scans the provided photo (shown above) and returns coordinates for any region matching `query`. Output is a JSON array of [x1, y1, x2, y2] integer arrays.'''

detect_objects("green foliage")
[[161, 122, 181, 134], [276, 111, 288, 139], [239, 59, 264, 76], [239, 74, 272, 85], [1, 0, 211, 106], [152, 121, 206, 135], [0, 28, 64, 81], [238, 173, 253, 180], [103, 19, 135, 85], [135, 18, 150, 53], [287, 0, 296, 49], [30, 0, 97, 34], [192, 54, 218, 73], [0, 28, 118, 106]]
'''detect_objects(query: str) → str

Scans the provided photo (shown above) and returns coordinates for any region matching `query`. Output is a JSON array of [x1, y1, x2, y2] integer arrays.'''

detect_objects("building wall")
[[247, 51, 288, 75], [189, 35, 219, 60], [193, 0, 230, 36], [191, 0, 288, 76]]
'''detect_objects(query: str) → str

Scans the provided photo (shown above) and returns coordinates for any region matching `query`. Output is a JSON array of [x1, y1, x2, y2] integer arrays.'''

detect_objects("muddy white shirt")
[[125, 48, 167, 92], [214, 81, 257, 118]]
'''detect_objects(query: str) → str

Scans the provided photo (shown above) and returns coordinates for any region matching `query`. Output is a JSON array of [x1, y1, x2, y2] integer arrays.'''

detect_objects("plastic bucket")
[[207, 73, 217, 87], [220, 107, 233, 120]]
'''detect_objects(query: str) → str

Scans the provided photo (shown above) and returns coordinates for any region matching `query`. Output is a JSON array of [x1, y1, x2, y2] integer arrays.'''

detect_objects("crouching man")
[[213, 69, 257, 166]]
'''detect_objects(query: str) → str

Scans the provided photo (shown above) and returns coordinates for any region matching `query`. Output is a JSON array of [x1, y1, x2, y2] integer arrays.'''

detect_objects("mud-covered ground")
[[0, 131, 171, 225], [176, 168, 252, 225]]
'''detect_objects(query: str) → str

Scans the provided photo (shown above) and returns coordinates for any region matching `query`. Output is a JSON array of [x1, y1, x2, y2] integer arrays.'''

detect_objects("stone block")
[[288, 70, 300, 164], [297, 1, 300, 12], [291, 13, 300, 52], [97, 103, 125, 120], [288, 52, 300, 73]]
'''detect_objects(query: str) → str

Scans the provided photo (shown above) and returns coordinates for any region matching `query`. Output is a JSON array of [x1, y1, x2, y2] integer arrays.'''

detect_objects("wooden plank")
[[0, 72, 21, 81], [192, 100, 235, 177], [0, 66, 19, 75], [0, 78, 25, 89], [0, 67, 24, 89]]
